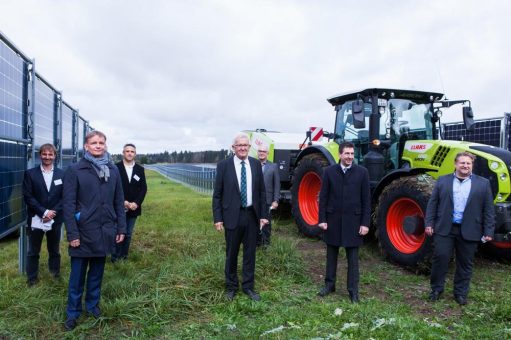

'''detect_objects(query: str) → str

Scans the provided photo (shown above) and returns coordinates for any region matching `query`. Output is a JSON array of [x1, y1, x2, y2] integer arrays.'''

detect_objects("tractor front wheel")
[[291, 154, 329, 238], [376, 175, 434, 268]]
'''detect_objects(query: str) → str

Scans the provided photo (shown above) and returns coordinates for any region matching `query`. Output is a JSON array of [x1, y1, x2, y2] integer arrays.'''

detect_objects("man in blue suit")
[[213, 133, 268, 301], [23, 143, 64, 286], [426, 151, 495, 305], [63, 131, 126, 330]]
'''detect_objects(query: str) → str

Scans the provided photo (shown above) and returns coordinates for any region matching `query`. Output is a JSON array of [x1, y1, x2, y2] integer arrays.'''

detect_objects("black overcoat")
[[63, 158, 127, 257], [318, 163, 371, 247]]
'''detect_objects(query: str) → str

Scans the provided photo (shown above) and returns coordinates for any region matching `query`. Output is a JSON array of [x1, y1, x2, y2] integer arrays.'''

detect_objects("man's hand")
[[425, 226, 434, 236], [116, 234, 125, 243], [129, 202, 138, 210], [46, 210, 57, 219], [359, 226, 369, 235], [215, 222, 224, 232], [483, 235, 493, 242], [318, 222, 328, 230], [69, 239, 80, 248], [271, 201, 279, 210], [260, 219, 269, 229], [124, 200, 130, 209]]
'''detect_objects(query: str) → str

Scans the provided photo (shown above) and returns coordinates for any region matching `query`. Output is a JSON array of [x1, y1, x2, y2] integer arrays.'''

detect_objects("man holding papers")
[[22, 143, 64, 286]]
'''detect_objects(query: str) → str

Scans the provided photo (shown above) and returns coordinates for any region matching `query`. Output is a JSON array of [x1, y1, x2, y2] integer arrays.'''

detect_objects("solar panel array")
[[0, 32, 93, 238], [443, 118, 502, 147]]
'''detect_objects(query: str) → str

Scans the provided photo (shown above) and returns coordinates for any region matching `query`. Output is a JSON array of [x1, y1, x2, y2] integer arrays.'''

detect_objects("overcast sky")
[[1, 0, 510, 154]]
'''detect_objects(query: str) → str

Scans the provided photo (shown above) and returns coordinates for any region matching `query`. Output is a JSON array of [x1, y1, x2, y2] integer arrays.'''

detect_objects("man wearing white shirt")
[[112, 143, 147, 262], [22, 143, 64, 286]]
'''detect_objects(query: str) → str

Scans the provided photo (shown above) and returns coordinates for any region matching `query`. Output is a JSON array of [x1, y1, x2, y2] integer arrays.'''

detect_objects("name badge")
[[54, 179, 63, 186], [133, 174, 140, 181]]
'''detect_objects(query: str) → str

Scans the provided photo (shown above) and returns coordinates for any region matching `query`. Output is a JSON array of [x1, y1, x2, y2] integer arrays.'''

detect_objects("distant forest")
[[111, 150, 230, 164]]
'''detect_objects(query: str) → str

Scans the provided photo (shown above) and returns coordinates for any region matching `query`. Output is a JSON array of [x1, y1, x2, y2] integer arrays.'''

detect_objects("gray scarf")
[[84, 151, 111, 182]]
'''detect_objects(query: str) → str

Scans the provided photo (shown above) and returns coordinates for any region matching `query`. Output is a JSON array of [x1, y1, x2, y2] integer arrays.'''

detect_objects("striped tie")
[[240, 161, 247, 207]]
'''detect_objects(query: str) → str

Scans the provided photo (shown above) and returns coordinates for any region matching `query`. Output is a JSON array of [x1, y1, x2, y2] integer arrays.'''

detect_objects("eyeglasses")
[[234, 144, 250, 148], [257, 150, 268, 153]]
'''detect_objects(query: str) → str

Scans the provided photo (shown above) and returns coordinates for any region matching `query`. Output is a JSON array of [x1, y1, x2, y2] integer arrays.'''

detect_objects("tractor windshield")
[[334, 99, 433, 167]]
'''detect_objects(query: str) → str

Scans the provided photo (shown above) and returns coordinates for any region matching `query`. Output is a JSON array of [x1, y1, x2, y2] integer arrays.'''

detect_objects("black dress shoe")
[[349, 292, 360, 303], [64, 318, 77, 331], [429, 290, 442, 301], [318, 286, 335, 297], [243, 289, 261, 301], [27, 278, 38, 287], [225, 290, 236, 301], [88, 306, 101, 318], [454, 295, 467, 305]]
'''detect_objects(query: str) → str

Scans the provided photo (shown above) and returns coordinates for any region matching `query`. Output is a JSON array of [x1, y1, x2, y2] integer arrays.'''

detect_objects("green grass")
[[1, 170, 511, 339]]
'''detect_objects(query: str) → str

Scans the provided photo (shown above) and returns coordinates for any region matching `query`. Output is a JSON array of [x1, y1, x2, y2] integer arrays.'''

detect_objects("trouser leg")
[[430, 233, 455, 293], [67, 257, 89, 319], [26, 228, 44, 282], [46, 223, 62, 275], [453, 236, 478, 297], [116, 217, 137, 259], [346, 247, 359, 294], [325, 244, 339, 289], [241, 209, 258, 291], [85, 257, 106, 312], [224, 224, 243, 291]]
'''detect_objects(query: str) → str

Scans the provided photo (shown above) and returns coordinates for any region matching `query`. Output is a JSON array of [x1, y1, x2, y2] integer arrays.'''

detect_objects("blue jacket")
[[63, 158, 127, 257]]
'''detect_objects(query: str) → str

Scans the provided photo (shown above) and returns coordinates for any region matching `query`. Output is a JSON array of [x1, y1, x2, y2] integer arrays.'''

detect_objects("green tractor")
[[246, 88, 511, 267]]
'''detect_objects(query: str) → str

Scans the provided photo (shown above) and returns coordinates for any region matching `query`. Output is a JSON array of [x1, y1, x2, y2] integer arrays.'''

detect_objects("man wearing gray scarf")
[[63, 130, 126, 331]]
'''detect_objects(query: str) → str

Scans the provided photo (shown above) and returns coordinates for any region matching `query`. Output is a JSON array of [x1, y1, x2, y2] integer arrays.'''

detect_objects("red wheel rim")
[[386, 198, 425, 254], [298, 172, 321, 225], [491, 242, 511, 249]]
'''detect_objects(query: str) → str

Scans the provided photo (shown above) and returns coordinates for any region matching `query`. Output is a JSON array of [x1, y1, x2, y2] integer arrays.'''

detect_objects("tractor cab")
[[327, 88, 473, 187]]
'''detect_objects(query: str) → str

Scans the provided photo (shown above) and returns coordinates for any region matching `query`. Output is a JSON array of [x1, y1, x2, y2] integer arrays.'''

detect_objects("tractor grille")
[[431, 146, 451, 167]]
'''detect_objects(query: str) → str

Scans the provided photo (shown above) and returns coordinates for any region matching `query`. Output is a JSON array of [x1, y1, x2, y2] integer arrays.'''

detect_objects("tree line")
[[111, 150, 230, 164]]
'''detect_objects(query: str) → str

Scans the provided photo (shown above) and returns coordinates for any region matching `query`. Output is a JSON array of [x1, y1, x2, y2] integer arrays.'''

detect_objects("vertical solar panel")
[[0, 38, 28, 237], [33, 76, 56, 148], [61, 102, 76, 167], [443, 118, 502, 147]]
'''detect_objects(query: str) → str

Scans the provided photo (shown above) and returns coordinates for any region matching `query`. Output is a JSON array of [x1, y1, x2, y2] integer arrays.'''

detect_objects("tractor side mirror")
[[352, 100, 366, 129], [463, 106, 475, 131]]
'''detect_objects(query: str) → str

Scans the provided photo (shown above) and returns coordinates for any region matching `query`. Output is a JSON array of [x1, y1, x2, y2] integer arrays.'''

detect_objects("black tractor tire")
[[480, 242, 511, 262], [376, 175, 435, 270], [291, 154, 329, 238]]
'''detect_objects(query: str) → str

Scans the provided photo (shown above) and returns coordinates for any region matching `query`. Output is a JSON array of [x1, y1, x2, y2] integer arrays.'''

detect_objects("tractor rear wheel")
[[481, 242, 511, 262], [376, 175, 434, 269], [291, 154, 329, 238]]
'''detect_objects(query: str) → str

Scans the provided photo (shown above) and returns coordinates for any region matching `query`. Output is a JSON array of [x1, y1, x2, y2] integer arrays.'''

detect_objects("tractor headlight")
[[497, 194, 504, 201], [490, 161, 499, 170], [500, 173, 507, 181]]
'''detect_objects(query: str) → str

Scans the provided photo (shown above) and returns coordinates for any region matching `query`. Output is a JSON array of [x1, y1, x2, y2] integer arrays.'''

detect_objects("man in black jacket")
[[317, 142, 371, 303], [112, 143, 147, 262], [22, 143, 64, 286]]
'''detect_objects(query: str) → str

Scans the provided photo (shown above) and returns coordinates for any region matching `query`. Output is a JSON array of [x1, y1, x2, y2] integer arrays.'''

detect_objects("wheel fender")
[[372, 168, 431, 205], [296, 146, 336, 167]]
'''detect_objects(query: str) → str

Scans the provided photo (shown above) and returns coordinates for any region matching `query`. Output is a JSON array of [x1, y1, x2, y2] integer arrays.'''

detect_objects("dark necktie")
[[241, 161, 247, 207]]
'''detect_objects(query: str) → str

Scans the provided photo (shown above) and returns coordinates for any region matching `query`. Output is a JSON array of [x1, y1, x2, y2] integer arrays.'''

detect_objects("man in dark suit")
[[22, 143, 64, 286], [112, 143, 147, 262], [212, 133, 268, 301], [256, 144, 280, 247], [63, 131, 126, 330], [317, 142, 370, 303], [425, 151, 494, 305]]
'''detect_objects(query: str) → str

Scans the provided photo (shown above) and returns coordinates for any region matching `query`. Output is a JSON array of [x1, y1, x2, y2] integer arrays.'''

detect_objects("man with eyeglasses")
[[213, 133, 269, 301], [257, 145, 280, 248]]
